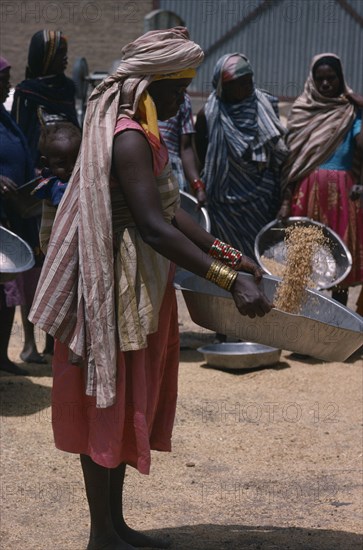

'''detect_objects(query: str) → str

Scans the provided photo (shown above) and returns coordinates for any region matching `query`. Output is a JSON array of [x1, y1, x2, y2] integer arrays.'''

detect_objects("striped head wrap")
[[29, 27, 204, 408], [212, 53, 254, 98], [282, 53, 356, 187], [26, 30, 65, 78]]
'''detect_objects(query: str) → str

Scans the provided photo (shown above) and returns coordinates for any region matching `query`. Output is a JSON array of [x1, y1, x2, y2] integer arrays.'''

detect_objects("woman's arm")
[[112, 130, 272, 317], [194, 108, 208, 169], [179, 133, 207, 205]]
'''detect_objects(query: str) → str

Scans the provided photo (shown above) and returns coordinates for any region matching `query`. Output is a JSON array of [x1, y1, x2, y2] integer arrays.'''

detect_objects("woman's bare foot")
[[87, 531, 135, 549], [20, 348, 47, 364], [115, 522, 171, 549]]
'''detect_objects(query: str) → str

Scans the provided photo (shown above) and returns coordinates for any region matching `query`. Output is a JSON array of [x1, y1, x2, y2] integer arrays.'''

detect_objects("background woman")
[[279, 53, 363, 306], [195, 53, 289, 259], [29, 29, 272, 550], [11, 29, 79, 166]]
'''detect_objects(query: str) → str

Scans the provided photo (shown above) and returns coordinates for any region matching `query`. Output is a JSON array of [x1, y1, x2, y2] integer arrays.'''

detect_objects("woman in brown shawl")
[[29, 28, 272, 549], [280, 53, 363, 307]]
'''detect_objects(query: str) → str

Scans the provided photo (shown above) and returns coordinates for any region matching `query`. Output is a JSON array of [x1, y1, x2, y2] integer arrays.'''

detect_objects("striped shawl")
[[282, 53, 357, 187], [29, 28, 204, 408]]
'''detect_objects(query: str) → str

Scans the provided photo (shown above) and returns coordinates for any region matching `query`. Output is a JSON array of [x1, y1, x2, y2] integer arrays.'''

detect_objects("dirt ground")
[[1, 286, 362, 550]]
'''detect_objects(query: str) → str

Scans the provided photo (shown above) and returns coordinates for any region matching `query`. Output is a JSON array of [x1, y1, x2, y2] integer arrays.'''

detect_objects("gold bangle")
[[205, 260, 237, 291]]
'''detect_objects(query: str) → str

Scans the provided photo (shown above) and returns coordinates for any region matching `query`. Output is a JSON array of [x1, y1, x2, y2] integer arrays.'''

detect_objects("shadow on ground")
[[0, 376, 51, 416], [143, 523, 363, 549]]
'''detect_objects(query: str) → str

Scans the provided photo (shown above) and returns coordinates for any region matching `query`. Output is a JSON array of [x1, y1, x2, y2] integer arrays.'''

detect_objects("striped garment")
[[282, 53, 358, 187], [202, 53, 288, 257], [29, 27, 204, 408], [158, 93, 195, 191], [39, 199, 57, 254]]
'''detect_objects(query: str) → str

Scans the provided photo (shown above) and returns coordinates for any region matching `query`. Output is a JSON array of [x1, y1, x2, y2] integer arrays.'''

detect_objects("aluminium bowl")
[[197, 342, 281, 370], [180, 190, 211, 232], [254, 217, 352, 290], [0, 226, 35, 282], [174, 269, 363, 362]]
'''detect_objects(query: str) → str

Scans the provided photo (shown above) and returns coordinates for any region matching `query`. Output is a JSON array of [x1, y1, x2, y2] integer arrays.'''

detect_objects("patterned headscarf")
[[282, 53, 356, 186], [26, 30, 65, 78], [29, 27, 204, 408], [203, 53, 288, 197]]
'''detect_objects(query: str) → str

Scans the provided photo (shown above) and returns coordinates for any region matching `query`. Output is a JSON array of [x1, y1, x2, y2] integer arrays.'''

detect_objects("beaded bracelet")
[[191, 178, 206, 192], [209, 238, 243, 269], [205, 260, 238, 291]]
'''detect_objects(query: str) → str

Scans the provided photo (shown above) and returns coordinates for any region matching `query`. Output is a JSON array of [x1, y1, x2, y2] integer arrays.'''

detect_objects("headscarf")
[[29, 27, 204, 408], [26, 30, 65, 78], [12, 30, 78, 162], [0, 56, 11, 72], [203, 53, 288, 196], [282, 53, 356, 186]]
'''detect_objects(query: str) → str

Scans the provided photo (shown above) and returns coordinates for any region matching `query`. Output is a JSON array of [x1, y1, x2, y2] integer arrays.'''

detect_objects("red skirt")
[[51, 273, 180, 474], [291, 169, 363, 286]]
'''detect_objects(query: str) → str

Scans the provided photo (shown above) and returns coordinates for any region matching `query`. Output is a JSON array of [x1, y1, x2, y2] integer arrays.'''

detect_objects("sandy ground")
[[1, 286, 362, 550]]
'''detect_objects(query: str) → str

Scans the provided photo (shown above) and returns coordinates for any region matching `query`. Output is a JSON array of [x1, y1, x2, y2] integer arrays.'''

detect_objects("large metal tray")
[[174, 270, 363, 362]]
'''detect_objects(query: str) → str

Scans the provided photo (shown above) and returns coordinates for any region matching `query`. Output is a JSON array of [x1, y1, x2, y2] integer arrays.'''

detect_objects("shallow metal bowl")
[[0, 226, 35, 282], [180, 190, 211, 232], [254, 217, 352, 290], [197, 342, 281, 370], [174, 270, 363, 362]]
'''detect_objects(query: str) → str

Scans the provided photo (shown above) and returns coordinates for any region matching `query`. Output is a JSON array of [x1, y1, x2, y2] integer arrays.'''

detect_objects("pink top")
[[114, 117, 169, 177]]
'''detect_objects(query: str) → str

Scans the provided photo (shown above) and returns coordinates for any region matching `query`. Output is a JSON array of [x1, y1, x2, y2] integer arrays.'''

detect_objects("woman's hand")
[[346, 92, 363, 109], [277, 198, 291, 220], [349, 184, 363, 201], [231, 273, 273, 318], [0, 176, 17, 196], [235, 255, 264, 282], [195, 188, 207, 208]]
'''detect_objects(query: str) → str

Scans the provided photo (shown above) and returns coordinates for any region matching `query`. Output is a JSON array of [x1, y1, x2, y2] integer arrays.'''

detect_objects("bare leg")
[[19, 304, 46, 363], [0, 294, 27, 375], [43, 333, 54, 355], [110, 464, 170, 549], [80, 454, 135, 550]]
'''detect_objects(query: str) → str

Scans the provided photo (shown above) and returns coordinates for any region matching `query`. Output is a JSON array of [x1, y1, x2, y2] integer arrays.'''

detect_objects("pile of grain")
[[274, 224, 327, 313]]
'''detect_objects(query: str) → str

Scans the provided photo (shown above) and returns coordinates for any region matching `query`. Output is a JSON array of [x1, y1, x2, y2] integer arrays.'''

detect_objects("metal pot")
[[0, 226, 35, 283], [254, 217, 352, 290], [197, 342, 281, 370]]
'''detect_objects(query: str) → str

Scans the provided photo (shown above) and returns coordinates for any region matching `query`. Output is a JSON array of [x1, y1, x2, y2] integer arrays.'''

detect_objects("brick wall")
[[1, 0, 154, 87]]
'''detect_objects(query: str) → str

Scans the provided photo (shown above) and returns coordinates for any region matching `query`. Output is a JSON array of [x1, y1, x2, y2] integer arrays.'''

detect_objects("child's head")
[[39, 122, 81, 182]]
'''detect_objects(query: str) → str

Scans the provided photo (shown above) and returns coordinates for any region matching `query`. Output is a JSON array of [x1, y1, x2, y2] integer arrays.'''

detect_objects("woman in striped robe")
[[195, 53, 289, 259], [280, 53, 363, 306]]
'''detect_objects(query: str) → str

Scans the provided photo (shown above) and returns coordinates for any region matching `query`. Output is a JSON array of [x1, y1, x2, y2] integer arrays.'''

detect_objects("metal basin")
[[254, 217, 352, 290], [180, 190, 211, 232], [174, 270, 363, 362], [0, 226, 35, 282], [197, 342, 281, 370]]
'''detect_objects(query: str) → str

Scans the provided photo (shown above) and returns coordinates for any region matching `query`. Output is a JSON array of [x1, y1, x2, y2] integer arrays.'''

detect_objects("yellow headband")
[[153, 68, 196, 81], [137, 68, 196, 147]]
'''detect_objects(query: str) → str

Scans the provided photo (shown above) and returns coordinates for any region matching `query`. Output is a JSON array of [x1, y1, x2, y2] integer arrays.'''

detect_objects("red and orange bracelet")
[[209, 238, 243, 269]]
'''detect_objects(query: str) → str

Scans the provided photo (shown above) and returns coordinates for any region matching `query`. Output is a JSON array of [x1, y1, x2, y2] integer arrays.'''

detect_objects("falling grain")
[[274, 225, 327, 313]]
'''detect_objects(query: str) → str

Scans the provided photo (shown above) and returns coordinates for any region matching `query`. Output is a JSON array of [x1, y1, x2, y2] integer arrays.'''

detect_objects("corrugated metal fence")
[[157, 0, 363, 99]]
